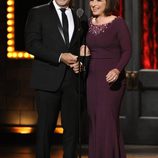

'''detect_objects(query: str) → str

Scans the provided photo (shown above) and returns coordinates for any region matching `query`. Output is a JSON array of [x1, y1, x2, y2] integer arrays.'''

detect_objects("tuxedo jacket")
[[25, 2, 88, 92]]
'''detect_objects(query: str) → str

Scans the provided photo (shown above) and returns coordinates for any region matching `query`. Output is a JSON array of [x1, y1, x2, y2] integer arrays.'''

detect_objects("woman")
[[85, 0, 131, 157]]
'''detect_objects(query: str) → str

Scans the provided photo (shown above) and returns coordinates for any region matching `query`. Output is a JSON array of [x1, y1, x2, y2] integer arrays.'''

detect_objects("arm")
[[25, 8, 60, 64], [106, 18, 131, 83], [115, 18, 132, 72]]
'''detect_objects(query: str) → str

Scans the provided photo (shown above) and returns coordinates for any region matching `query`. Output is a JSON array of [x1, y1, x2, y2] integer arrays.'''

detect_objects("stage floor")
[[1, 145, 158, 158]]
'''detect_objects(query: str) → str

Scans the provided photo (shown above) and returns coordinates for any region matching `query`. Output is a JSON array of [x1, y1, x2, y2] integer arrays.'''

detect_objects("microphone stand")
[[78, 51, 82, 158], [78, 19, 82, 158], [76, 8, 84, 158]]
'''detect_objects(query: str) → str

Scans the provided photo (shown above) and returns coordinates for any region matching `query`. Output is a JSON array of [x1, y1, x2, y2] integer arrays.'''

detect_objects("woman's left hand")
[[106, 68, 120, 83]]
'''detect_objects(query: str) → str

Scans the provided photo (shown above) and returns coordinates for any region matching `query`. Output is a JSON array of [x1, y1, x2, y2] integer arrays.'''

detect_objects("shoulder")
[[30, 3, 50, 13], [27, 2, 50, 19], [114, 16, 129, 30], [33, 3, 49, 10], [115, 16, 127, 26], [114, 17, 131, 36]]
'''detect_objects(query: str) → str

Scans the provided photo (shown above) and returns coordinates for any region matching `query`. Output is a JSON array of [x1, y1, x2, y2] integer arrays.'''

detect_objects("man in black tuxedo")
[[25, 0, 87, 158]]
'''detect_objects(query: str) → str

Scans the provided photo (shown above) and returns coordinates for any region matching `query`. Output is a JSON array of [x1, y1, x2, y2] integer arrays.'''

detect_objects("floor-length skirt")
[[87, 58, 126, 158]]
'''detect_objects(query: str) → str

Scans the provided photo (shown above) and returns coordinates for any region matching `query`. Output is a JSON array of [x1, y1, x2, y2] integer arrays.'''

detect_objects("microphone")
[[76, 8, 84, 18]]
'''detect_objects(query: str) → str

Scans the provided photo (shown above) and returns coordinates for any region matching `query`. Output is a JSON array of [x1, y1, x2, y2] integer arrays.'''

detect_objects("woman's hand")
[[106, 68, 120, 83], [80, 45, 91, 56]]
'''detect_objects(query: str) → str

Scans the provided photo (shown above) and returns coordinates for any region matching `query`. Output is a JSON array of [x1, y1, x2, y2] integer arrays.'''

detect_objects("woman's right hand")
[[106, 68, 120, 83], [80, 45, 91, 56]]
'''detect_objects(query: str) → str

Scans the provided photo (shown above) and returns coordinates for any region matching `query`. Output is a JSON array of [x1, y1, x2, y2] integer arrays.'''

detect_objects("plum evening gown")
[[86, 17, 131, 158]]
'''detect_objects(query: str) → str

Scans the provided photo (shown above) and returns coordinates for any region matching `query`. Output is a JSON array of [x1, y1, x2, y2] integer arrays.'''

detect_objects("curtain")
[[142, 0, 158, 69], [119, 0, 124, 16]]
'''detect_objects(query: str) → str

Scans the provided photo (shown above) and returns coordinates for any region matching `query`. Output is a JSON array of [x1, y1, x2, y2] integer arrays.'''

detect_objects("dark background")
[[14, 0, 49, 50]]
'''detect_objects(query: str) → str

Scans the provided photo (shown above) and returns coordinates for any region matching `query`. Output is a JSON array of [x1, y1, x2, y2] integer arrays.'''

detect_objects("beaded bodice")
[[88, 17, 119, 36]]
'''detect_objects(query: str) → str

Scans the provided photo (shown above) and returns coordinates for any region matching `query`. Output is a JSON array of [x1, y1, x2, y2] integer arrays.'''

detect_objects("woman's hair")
[[69, 0, 73, 7], [104, 0, 119, 16]]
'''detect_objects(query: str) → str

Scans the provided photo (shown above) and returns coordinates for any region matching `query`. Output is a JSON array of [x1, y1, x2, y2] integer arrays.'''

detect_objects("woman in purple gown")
[[85, 0, 131, 157]]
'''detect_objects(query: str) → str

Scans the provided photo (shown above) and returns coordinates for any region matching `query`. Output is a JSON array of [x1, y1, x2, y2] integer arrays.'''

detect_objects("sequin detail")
[[88, 17, 118, 36]]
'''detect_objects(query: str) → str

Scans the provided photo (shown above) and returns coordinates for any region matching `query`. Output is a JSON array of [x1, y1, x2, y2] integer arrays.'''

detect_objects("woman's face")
[[89, 0, 107, 17]]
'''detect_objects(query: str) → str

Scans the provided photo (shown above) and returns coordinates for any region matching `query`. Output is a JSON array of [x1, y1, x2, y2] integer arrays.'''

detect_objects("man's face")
[[55, 0, 71, 8]]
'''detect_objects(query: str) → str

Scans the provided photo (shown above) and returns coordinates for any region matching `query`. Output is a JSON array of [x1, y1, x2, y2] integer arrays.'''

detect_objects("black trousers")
[[35, 69, 79, 158]]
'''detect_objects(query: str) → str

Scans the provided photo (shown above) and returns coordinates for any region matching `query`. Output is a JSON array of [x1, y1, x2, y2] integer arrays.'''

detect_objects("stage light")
[[7, 13, 14, 19], [12, 127, 33, 134], [6, 0, 34, 59], [7, 39, 14, 45], [12, 52, 18, 58], [54, 127, 64, 134], [18, 52, 24, 58], [7, 46, 14, 52], [30, 55, 34, 58], [7, 52, 13, 58], [7, 6, 14, 12], [24, 53, 30, 58], [7, 26, 14, 32], [7, 33, 14, 39], [7, 19, 14, 25], [7, 0, 14, 6]]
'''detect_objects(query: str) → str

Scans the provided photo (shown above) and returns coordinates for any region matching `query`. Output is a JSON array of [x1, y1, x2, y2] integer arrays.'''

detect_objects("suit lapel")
[[69, 9, 79, 46], [49, 2, 79, 48], [49, 2, 66, 46]]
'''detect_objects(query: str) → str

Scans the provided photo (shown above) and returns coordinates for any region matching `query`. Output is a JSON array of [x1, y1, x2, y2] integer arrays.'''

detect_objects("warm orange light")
[[12, 127, 33, 134], [7, 26, 14, 32], [7, 52, 13, 58], [7, 51, 34, 59], [30, 54, 34, 58], [7, 13, 14, 19], [7, 0, 14, 6], [7, 6, 14, 12], [24, 52, 30, 58], [6, 126, 63, 134], [18, 52, 24, 58], [7, 33, 14, 39], [7, 39, 14, 45], [54, 127, 64, 134], [7, 19, 14, 25], [6, 0, 35, 59], [13, 52, 18, 58], [7, 46, 14, 52]]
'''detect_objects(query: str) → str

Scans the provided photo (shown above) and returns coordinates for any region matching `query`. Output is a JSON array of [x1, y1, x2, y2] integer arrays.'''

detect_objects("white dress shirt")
[[53, 0, 74, 43]]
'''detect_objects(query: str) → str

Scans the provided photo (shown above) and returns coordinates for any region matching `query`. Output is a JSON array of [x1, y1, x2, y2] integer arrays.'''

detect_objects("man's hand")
[[60, 53, 78, 66], [70, 62, 83, 74]]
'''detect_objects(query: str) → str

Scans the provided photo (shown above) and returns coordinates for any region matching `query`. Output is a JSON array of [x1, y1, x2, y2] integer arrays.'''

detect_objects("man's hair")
[[104, 0, 119, 16]]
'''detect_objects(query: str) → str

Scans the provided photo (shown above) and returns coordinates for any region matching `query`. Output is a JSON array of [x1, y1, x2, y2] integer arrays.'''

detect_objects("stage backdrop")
[[142, 0, 158, 69]]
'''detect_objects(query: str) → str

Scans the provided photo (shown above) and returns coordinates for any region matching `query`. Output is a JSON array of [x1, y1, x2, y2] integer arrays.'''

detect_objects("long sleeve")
[[25, 8, 60, 65], [115, 19, 131, 72]]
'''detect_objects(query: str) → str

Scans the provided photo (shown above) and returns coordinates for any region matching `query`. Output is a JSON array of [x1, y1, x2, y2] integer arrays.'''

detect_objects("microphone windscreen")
[[76, 8, 84, 18]]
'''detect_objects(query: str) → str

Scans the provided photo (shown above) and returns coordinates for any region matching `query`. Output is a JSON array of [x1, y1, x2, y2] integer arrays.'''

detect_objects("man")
[[25, 0, 87, 158]]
